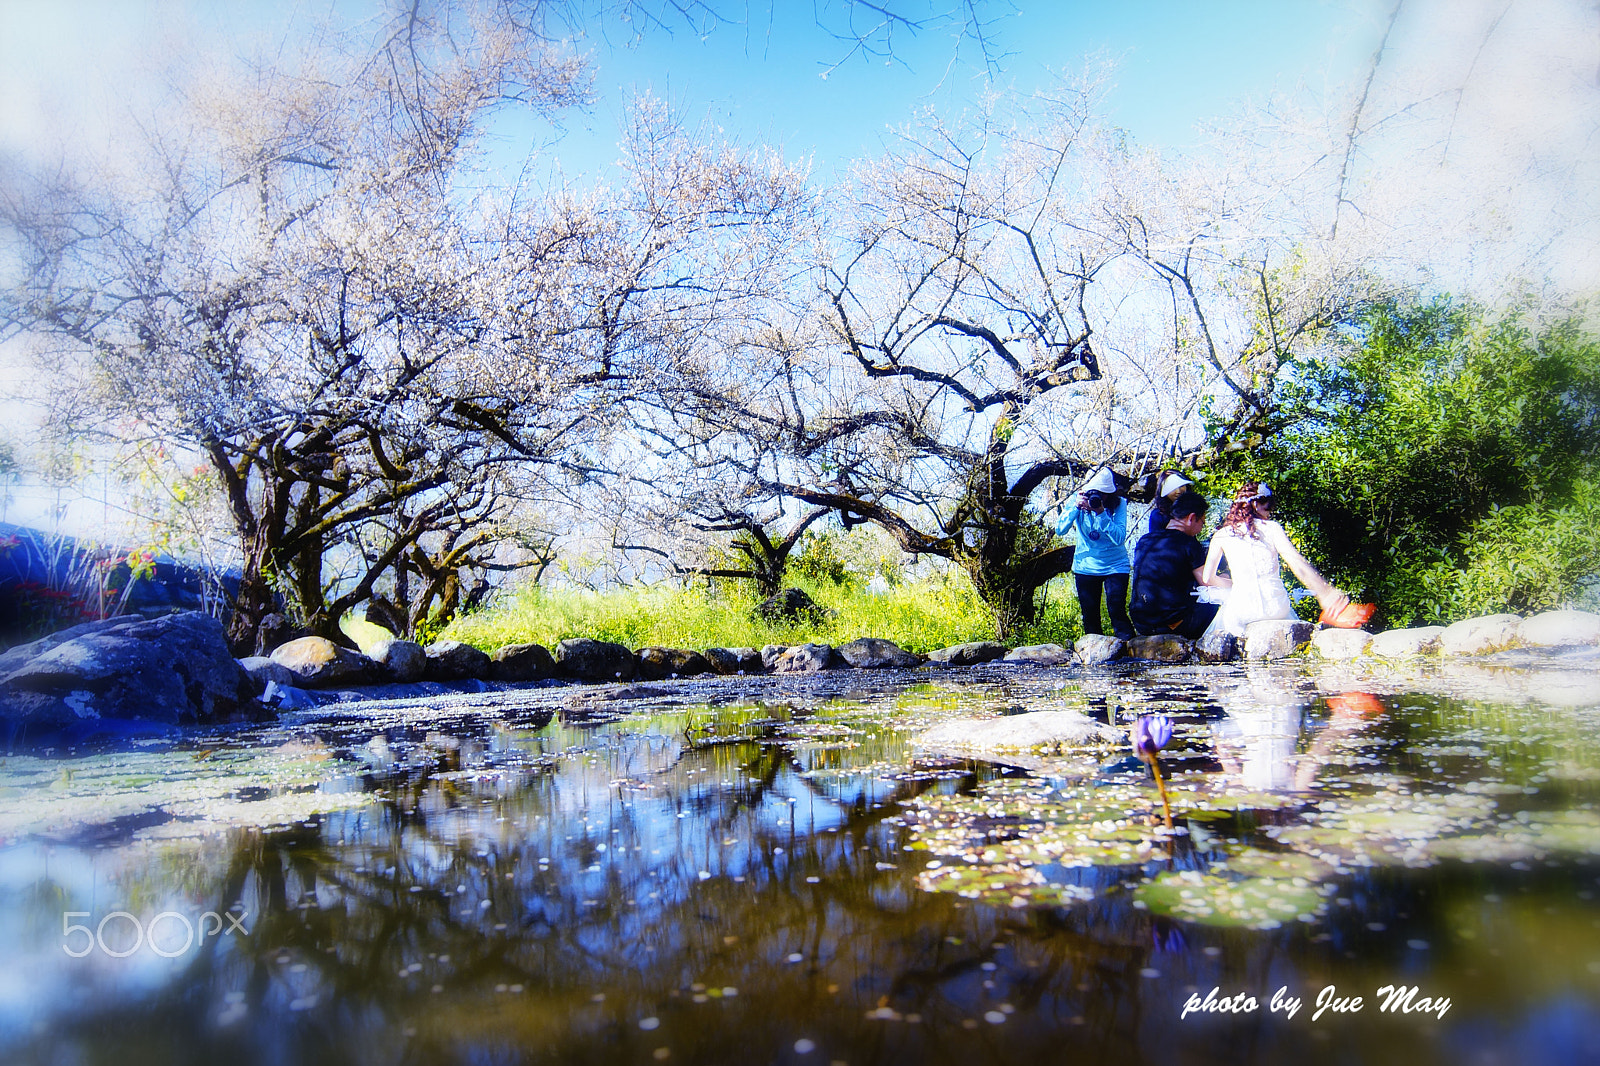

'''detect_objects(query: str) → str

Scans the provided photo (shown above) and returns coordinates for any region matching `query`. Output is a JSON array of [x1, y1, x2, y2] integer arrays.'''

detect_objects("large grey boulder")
[[423, 640, 494, 682], [0, 618, 129, 676], [555, 638, 637, 682], [1518, 610, 1600, 648], [1126, 635, 1193, 662], [917, 710, 1120, 753], [926, 641, 1008, 666], [1369, 626, 1446, 657], [770, 643, 844, 673], [368, 637, 427, 683], [1441, 614, 1523, 656], [1244, 620, 1313, 660], [838, 638, 923, 669], [491, 642, 556, 682], [0, 611, 258, 735], [1311, 628, 1372, 660], [753, 588, 825, 624], [1369, 624, 1446, 656], [704, 646, 764, 674], [1195, 627, 1239, 663], [238, 655, 298, 691], [760, 644, 789, 671], [636, 647, 714, 680], [1074, 634, 1125, 665], [270, 636, 385, 687], [1003, 643, 1074, 666]]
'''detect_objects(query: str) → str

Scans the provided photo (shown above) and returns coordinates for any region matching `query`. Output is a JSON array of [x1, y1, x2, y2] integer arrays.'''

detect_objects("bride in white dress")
[[1201, 483, 1351, 638]]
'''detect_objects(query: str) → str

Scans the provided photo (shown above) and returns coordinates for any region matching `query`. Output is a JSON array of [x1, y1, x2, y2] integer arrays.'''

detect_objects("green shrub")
[[1409, 478, 1600, 618], [789, 529, 855, 588], [1215, 298, 1600, 625]]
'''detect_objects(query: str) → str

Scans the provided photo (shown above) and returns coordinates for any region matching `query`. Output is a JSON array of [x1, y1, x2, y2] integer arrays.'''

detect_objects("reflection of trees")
[[28, 681, 1584, 1064], [23, 724, 1190, 1062]]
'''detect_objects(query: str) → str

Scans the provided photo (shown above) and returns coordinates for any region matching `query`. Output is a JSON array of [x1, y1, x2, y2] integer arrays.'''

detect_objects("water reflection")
[[0, 666, 1597, 1064], [1208, 670, 1391, 792], [1213, 671, 1306, 792]]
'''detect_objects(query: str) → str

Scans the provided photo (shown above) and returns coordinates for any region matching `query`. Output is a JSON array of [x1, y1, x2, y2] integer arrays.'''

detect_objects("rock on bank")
[[0, 611, 259, 745]]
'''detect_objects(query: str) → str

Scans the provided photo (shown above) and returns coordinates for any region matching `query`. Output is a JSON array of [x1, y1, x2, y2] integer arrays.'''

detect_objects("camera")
[[1082, 491, 1108, 513]]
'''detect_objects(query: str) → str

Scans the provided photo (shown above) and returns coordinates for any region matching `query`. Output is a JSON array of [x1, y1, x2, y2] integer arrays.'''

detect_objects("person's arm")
[[1198, 535, 1233, 588], [1262, 522, 1344, 608], [1054, 504, 1078, 538], [1109, 498, 1128, 544], [1200, 535, 1223, 586]]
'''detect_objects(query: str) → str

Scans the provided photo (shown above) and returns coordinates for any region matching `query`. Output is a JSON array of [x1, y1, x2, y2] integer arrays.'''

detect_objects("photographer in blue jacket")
[[1055, 468, 1134, 641]]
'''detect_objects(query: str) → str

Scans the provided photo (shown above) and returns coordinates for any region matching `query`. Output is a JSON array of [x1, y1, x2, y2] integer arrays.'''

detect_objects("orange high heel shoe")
[[1320, 600, 1375, 628]]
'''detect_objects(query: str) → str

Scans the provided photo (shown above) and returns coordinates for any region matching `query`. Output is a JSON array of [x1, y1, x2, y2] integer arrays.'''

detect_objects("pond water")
[[1, 656, 1598, 1065]]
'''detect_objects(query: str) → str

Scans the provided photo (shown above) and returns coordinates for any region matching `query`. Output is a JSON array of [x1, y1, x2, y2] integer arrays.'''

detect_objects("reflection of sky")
[[0, 839, 248, 1040], [446, 713, 904, 890], [1445, 996, 1600, 1064]]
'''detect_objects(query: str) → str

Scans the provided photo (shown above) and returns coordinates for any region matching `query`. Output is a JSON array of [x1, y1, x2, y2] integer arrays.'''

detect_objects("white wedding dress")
[[1213, 520, 1297, 637]]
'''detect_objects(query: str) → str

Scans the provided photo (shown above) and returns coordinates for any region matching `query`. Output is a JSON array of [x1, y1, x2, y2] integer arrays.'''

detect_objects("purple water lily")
[[1132, 714, 1173, 758], [1132, 713, 1175, 832]]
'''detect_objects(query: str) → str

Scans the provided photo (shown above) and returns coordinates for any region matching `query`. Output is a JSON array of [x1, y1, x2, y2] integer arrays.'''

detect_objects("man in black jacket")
[[1129, 492, 1226, 639]]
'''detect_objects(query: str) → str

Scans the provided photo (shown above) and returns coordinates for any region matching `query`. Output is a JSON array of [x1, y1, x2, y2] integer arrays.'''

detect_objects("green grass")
[[442, 570, 1083, 655]]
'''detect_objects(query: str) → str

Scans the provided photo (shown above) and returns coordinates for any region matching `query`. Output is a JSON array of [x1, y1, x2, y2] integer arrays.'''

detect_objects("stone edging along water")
[[2, 608, 1594, 748], [252, 607, 1600, 696]]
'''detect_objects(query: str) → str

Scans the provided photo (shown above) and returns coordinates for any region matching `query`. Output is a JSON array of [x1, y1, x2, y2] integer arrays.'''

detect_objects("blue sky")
[[0, 1, 1383, 179], [531, 1, 1378, 176]]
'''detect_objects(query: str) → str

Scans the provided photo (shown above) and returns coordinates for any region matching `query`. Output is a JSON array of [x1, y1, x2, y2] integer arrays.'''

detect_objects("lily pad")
[[1164, 788, 1301, 813], [0, 747, 374, 842], [1427, 835, 1545, 863], [1268, 790, 1500, 868], [1514, 809, 1600, 855], [916, 862, 1095, 907], [1215, 848, 1336, 881], [1134, 870, 1326, 929]]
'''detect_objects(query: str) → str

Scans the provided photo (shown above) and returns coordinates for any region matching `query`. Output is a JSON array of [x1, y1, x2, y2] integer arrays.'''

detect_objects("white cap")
[[1158, 472, 1193, 497], [1079, 468, 1117, 494]]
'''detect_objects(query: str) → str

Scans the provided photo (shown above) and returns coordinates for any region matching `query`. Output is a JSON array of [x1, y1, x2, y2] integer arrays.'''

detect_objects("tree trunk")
[[750, 552, 784, 598], [226, 566, 275, 655], [948, 418, 1081, 642], [225, 534, 281, 655], [967, 565, 1038, 641], [962, 543, 1075, 642]]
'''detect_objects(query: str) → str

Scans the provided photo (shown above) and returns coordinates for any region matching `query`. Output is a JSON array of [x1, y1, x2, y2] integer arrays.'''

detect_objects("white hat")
[[1158, 472, 1193, 497], [1079, 468, 1117, 494]]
